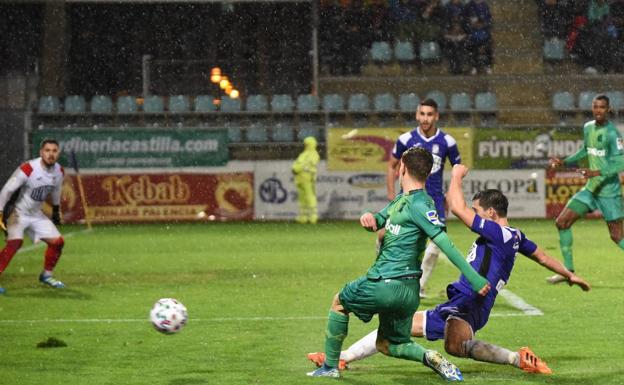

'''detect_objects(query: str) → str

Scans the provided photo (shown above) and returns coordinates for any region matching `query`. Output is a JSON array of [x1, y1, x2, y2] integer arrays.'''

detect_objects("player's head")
[[39, 138, 60, 167], [400, 146, 433, 184], [592, 94, 610, 124], [472, 189, 508, 219], [416, 98, 439, 131]]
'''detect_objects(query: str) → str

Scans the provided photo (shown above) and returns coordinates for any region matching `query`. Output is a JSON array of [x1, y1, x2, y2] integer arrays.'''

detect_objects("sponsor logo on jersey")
[[587, 147, 606, 157], [30, 185, 54, 202], [432, 144, 440, 154], [426, 210, 443, 226], [385, 220, 401, 235]]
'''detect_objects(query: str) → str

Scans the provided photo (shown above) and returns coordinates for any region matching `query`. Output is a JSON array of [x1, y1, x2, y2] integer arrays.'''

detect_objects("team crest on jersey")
[[618, 138, 624, 150], [432, 144, 440, 154], [426, 210, 443, 226]]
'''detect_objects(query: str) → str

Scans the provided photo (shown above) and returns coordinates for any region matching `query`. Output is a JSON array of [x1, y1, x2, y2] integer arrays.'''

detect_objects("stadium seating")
[[475, 92, 498, 112], [370, 41, 392, 63], [398, 93, 420, 112], [425, 90, 447, 112], [272, 121, 294, 142], [90, 95, 113, 114], [394, 41, 415, 62], [578, 91, 596, 111], [298, 121, 322, 141], [419, 41, 441, 62], [347, 93, 370, 112], [373, 93, 396, 112], [64, 95, 86, 113], [322, 94, 345, 112], [194, 95, 217, 112], [246, 94, 269, 112], [144, 95, 165, 113], [552, 91, 575, 111], [168, 95, 190, 113], [223, 121, 243, 142], [271, 94, 295, 113], [220, 97, 242, 112], [246, 121, 269, 142], [543, 38, 566, 61], [116, 96, 138, 113], [297, 94, 320, 112], [449, 92, 472, 111], [606, 91, 624, 112], [38, 96, 61, 113]]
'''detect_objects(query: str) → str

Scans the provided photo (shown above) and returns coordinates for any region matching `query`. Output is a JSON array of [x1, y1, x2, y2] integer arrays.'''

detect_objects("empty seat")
[[475, 92, 498, 111], [419, 41, 441, 61], [194, 95, 217, 112], [449, 92, 472, 111], [90, 95, 113, 113], [298, 121, 321, 141], [246, 122, 269, 142], [64, 95, 86, 113], [246, 94, 269, 112], [348, 93, 370, 112], [425, 90, 447, 111], [223, 121, 242, 142], [38, 96, 60, 113], [370, 41, 392, 63], [144, 95, 164, 113], [117, 96, 138, 113], [168, 95, 190, 113], [374, 93, 396, 112], [399, 93, 420, 112], [322, 94, 345, 112], [297, 94, 320, 112], [271, 94, 295, 112], [578, 91, 596, 110], [272, 122, 294, 142], [544, 38, 566, 61], [606, 91, 624, 111], [220, 97, 242, 112], [552, 91, 575, 111], [394, 41, 415, 62]]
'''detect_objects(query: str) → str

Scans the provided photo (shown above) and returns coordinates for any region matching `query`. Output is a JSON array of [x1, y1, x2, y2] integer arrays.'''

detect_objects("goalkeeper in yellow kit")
[[292, 136, 320, 224]]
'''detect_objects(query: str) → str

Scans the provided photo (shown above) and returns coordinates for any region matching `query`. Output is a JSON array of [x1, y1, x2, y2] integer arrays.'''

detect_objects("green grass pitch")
[[0, 219, 622, 385]]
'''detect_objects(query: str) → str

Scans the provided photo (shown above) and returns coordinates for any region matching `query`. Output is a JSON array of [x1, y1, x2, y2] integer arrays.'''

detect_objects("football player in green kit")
[[548, 94, 624, 284], [307, 147, 491, 381]]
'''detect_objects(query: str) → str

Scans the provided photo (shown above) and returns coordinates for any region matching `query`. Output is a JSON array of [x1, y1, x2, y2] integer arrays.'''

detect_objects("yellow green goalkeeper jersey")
[[367, 189, 444, 279], [565, 120, 624, 197]]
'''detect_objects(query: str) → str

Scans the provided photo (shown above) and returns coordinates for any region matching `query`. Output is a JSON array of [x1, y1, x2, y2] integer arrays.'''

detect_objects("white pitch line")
[[16, 228, 92, 254]]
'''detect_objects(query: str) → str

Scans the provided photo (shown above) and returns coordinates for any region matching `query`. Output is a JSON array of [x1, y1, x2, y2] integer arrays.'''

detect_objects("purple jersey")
[[392, 127, 461, 221]]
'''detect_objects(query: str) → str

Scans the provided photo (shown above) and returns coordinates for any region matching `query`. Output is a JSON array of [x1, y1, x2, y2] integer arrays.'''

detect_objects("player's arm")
[[523, 246, 591, 291], [447, 164, 475, 227], [446, 136, 461, 166], [50, 170, 63, 225], [386, 156, 400, 201], [0, 167, 29, 233], [360, 200, 392, 232]]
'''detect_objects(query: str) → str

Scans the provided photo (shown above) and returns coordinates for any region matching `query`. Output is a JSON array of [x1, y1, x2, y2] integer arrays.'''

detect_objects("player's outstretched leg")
[[382, 339, 463, 382], [306, 352, 348, 370], [518, 347, 552, 374], [423, 350, 464, 382], [420, 242, 440, 298], [307, 310, 348, 378], [39, 237, 65, 288]]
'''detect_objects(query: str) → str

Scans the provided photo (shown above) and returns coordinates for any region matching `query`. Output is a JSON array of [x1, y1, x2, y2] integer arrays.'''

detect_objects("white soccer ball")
[[150, 298, 188, 334]]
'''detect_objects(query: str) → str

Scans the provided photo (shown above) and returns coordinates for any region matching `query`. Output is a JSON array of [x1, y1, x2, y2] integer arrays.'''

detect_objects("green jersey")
[[565, 120, 624, 197], [367, 189, 444, 279]]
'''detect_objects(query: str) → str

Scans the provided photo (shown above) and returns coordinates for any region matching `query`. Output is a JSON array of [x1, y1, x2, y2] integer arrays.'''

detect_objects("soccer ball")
[[150, 298, 188, 334]]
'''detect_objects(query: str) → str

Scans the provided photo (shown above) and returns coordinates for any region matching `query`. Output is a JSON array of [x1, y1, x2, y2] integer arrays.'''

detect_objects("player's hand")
[[577, 168, 600, 179], [549, 157, 563, 169], [386, 192, 395, 201], [51, 205, 61, 226], [568, 273, 591, 291], [477, 282, 491, 297], [360, 212, 378, 231], [0, 212, 6, 235], [451, 164, 469, 179]]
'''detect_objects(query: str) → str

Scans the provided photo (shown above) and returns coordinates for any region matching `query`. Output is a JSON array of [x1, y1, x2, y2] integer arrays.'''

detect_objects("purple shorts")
[[424, 284, 493, 341]]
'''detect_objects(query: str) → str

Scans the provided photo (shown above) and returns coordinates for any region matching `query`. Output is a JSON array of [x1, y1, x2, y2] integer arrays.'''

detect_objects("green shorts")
[[567, 188, 624, 222], [339, 275, 420, 344]]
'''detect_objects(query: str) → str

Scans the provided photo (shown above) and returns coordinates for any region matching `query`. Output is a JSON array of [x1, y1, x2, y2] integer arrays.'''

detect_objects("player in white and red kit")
[[0, 138, 66, 294]]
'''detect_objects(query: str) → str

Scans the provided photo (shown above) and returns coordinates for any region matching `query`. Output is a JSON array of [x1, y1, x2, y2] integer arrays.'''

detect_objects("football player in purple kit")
[[386, 98, 461, 298], [309, 164, 591, 376]]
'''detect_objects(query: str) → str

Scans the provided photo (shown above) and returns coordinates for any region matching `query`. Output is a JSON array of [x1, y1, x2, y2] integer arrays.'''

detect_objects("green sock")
[[558, 228, 574, 271], [618, 239, 624, 250], [324, 311, 349, 368], [387, 341, 427, 363]]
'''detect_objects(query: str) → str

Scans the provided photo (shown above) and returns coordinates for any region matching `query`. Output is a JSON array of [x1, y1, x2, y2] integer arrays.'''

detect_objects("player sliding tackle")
[[307, 147, 490, 381], [308, 164, 591, 376]]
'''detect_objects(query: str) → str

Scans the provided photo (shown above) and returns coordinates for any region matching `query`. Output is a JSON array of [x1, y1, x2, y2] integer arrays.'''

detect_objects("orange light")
[[210, 74, 221, 83], [219, 79, 230, 90], [230, 89, 240, 99], [225, 85, 233, 95], [213, 99, 221, 106], [211, 67, 221, 76]]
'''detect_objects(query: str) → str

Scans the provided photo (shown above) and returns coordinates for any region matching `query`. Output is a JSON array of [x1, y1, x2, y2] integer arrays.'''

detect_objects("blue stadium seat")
[[552, 91, 575, 111], [272, 122, 294, 142], [220, 97, 242, 112], [297, 94, 320, 112], [38, 96, 60, 113], [374, 93, 396, 112], [246, 122, 269, 142], [425, 90, 447, 112], [578, 91, 596, 111], [90, 95, 113, 113], [194, 95, 217, 112], [475, 92, 498, 112], [246, 94, 269, 112], [298, 121, 321, 141], [606, 91, 624, 111], [168, 95, 190, 113], [370, 41, 392, 63], [399, 93, 420, 112], [144, 95, 164, 113], [419, 41, 441, 61], [348, 93, 370, 112], [223, 121, 242, 142], [394, 41, 415, 62], [271, 94, 295, 112], [322, 94, 345, 112], [117, 96, 138, 113], [64, 95, 86, 113], [449, 92, 472, 111], [543, 38, 566, 61]]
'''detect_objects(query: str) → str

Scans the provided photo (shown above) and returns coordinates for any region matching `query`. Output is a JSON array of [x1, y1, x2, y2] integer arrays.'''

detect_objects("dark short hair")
[[40, 138, 59, 149], [472, 189, 508, 217], [419, 98, 438, 111], [401, 147, 433, 182], [593, 94, 610, 106]]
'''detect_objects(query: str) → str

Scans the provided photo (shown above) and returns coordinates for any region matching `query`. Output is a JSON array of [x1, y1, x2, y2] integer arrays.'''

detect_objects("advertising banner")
[[545, 169, 604, 219], [327, 127, 473, 171], [61, 172, 253, 223], [32, 129, 229, 168], [474, 128, 583, 169]]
